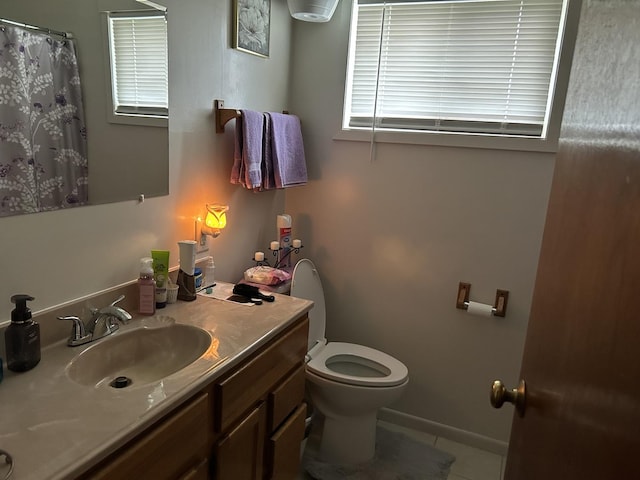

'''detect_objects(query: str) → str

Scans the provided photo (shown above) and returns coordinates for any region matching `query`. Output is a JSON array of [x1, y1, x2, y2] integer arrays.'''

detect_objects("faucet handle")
[[58, 316, 91, 346], [109, 294, 125, 307], [98, 305, 132, 324], [88, 295, 126, 318], [93, 295, 132, 325], [98, 295, 132, 324]]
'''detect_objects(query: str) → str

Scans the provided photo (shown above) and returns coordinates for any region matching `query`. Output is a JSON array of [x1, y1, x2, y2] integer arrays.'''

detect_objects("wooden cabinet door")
[[215, 318, 308, 433], [268, 366, 306, 432], [268, 403, 307, 480], [505, 134, 640, 478], [215, 403, 266, 480], [502, 3, 640, 478], [82, 393, 209, 480], [179, 459, 210, 480]]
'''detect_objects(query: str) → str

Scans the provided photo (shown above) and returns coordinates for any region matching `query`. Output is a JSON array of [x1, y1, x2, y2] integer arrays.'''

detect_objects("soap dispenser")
[[5, 294, 41, 372], [138, 257, 156, 315]]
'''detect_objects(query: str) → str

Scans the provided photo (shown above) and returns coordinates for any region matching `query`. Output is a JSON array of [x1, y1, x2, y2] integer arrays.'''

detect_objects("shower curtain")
[[0, 23, 88, 217]]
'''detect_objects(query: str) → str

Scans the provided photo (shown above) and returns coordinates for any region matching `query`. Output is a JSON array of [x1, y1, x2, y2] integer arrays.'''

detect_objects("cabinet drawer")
[[215, 317, 308, 433], [84, 392, 209, 480], [269, 365, 306, 432], [268, 403, 307, 480]]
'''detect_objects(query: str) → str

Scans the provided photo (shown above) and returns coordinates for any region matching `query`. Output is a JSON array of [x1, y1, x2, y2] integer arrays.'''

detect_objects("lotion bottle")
[[204, 256, 215, 288], [138, 257, 156, 315], [277, 214, 292, 268], [5, 294, 41, 372]]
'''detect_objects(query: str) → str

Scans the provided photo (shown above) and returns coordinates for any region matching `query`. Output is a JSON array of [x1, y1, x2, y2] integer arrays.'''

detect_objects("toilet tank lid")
[[291, 259, 326, 351]]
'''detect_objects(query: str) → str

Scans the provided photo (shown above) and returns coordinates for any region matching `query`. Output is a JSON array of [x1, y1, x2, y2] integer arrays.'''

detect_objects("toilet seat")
[[307, 341, 408, 387], [291, 259, 327, 351], [291, 259, 408, 388]]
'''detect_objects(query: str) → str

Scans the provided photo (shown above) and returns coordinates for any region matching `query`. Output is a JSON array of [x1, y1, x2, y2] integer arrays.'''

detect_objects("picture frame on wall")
[[233, 0, 271, 58]]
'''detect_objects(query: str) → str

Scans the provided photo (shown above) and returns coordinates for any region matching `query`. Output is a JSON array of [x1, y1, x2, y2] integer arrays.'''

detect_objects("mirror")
[[0, 0, 168, 217]]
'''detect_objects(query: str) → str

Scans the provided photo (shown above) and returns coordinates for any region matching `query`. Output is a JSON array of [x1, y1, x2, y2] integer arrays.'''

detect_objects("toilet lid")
[[291, 259, 326, 351], [307, 342, 409, 387]]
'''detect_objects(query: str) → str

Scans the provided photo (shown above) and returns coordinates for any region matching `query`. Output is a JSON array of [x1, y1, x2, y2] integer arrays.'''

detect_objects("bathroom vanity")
[[0, 283, 312, 480]]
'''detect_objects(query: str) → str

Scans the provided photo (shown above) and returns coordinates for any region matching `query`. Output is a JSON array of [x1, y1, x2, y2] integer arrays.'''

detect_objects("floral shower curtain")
[[0, 23, 88, 217]]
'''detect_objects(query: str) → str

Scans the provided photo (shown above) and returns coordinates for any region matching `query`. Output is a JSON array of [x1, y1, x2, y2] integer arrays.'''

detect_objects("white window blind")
[[109, 12, 168, 117], [344, 0, 566, 137]]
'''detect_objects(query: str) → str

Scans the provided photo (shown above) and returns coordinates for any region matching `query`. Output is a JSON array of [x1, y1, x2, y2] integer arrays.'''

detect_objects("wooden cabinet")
[[213, 318, 308, 433], [212, 316, 309, 480], [268, 403, 307, 480], [268, 366, 306, 433], [81, 315, 309, 480], [81, 392, 210, 480]]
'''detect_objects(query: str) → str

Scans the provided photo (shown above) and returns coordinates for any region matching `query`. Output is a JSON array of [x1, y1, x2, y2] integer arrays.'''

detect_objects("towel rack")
[[215, 100, 241, 134], [214, 99, 290, 134]]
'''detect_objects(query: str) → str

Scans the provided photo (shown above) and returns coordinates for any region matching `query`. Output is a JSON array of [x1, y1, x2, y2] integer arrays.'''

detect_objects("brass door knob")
[[490, 379, 526, 417]]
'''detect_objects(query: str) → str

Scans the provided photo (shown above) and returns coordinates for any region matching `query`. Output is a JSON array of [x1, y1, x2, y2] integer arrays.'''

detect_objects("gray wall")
[[285, 0, 556, 443]]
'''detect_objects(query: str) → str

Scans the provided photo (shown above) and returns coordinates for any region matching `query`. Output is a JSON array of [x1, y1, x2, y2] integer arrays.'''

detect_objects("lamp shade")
[[202, 204, 228, 237], [287, 0, 339, 22], [205, 204, 228, 229]]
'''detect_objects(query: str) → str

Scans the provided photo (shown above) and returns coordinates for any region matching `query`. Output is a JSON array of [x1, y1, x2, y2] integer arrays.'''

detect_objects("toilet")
[[291, 259, 409, 465]]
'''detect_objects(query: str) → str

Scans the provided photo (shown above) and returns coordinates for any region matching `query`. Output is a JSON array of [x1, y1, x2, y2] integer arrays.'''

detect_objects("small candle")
[[292, 239, 302, 248], [254, 251, 265, 262], [270, 241, 280, 251]]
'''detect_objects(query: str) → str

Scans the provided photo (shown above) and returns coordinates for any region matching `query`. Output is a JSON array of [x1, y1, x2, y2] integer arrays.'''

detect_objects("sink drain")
[[110, 376, 132, 388]]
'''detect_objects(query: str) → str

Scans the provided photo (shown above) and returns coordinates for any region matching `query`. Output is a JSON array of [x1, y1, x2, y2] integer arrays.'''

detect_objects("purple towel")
[[268, 113, 307, 188], [230, 115, 244, 185], [262, 114, 276, 190], [230, 110, 264, 189], [241, 109, 265, 189]]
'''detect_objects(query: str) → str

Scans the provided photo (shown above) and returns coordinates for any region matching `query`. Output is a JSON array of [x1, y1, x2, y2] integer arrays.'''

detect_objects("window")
[[342, 0, 579, 150], [106, 11, 168, 126]]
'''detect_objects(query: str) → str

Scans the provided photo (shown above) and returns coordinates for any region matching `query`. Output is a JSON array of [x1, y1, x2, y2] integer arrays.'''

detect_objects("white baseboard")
[[378, 408, 509, 456]]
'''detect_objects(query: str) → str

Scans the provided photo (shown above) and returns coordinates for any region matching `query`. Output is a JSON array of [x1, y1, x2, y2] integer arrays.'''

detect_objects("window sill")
[[333, 128, 559, 153], [108, 112, 168, 128]]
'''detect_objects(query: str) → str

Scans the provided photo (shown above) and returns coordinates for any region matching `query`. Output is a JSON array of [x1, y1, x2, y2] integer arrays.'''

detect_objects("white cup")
[[166, 284, 179, 303]]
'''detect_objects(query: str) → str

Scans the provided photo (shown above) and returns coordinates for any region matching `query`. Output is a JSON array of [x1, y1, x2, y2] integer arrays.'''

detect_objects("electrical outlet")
[[194, 219, 209, 253]]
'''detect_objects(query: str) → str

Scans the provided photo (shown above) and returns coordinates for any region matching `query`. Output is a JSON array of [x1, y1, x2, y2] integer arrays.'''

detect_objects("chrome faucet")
[[89, 294, 132, 339], [58, 295, 132, 347]]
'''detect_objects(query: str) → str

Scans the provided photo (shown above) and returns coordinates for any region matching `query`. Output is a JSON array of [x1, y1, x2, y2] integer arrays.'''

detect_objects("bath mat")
[[302, 426, 455, 480]]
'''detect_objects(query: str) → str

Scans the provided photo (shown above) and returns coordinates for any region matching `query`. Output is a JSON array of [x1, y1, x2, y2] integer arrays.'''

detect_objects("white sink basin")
[[66, 319, 212, 388]]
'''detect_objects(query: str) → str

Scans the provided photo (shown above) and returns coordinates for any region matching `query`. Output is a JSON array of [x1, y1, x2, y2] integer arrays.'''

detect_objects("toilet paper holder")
[[456, 282, 509, 317]]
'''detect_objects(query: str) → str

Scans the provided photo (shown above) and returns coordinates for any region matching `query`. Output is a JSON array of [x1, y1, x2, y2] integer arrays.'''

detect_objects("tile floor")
[[299, 420, 506, 480]]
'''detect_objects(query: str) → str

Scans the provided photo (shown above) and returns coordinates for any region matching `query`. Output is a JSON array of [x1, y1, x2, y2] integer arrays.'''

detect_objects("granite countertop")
[[0, 282, 313, 480]]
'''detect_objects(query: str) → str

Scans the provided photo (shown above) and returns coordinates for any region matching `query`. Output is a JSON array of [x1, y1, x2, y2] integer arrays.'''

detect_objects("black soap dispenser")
[[5, 294, 41, 372]]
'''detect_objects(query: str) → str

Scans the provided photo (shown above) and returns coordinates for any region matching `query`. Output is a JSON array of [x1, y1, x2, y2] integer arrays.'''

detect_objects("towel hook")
[[215, 99, 241, 133]]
